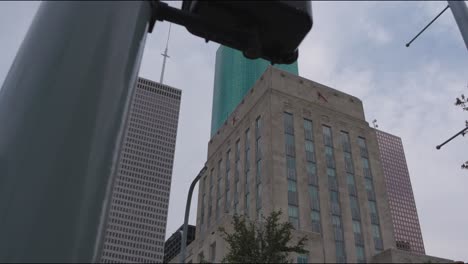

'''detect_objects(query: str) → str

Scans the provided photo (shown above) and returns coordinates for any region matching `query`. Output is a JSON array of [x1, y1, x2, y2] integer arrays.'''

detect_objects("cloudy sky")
[[1, 1, 467, 261]]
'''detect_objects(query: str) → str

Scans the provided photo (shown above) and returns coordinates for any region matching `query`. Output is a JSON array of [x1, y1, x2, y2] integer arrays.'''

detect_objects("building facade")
[[375, 129, 425, 254], [163, 225, 196, 263], [98, 77, 181, 263], [171, 67, 397, 263], [211, 45, 299, 137]]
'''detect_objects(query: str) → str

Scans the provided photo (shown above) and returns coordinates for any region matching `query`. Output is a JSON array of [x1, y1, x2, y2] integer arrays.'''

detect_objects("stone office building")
[[172, 67, 396, 263]]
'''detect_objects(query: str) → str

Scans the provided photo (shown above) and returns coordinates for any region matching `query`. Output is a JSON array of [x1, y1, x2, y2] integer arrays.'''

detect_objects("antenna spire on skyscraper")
[[160, 23, 172, 84]]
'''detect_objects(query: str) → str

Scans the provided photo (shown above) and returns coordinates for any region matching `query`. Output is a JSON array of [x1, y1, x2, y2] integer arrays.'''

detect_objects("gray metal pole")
[[448, 0, 468, 51], [0, 1, 152, 262], [180, 166, 207, 263]]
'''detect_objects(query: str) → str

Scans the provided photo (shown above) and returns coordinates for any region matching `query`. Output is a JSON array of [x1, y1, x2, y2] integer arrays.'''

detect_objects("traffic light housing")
[[180, 1, 313, 64]]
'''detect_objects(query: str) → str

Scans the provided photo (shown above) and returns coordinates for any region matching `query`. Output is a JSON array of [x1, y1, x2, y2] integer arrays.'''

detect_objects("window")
[[198, 252, 205, 263], [353, 220, 362, 234], [305, 140, 315, 162], [341, 131, 351, 152], [336, 241, 346, 263], [245, 192, 250, 217], [347, 174, 355, 186], [210, 242, 216, 263], [309, 185, 320, 210], [235, 140, 240, 160], [362, 158, 370, 169], [245, 129, 251, 170], [325, 146, 335, 168], [322, 126, 333, 146], [284, 112, 294, 134], [286, 156, 296, 180], [225, 151, 231, 212], [234, 140, 240, 214], [307, 162, 317, 185], [304, 119, 314, 140], [344, 152, 354, 173], [245, 149, 251, 171], [332, 215, 342, 228], [288, 205, 299, 229], [256, 137, 263, 160], [369, 201, 378, 215], [349, 196, 359, 210], [256, 160, 262, 183], [356, 246, 365, 263], [364, 178, 373, 192], [330, 191, 340, 204], [256, 183, 262, 212], [216, 160, 222, 197], [358, 137, 367, 149], [372, 224, 381, 239], [311, 210, 321, 233], [288, 180, 297, 192], [285, 134, 296, 156], [255, 116, 262, 139], [297, 254, 309, 264]]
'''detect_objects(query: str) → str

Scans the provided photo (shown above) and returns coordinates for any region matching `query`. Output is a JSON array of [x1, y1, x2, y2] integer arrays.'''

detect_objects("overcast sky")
[[0, 1, 467, 261]]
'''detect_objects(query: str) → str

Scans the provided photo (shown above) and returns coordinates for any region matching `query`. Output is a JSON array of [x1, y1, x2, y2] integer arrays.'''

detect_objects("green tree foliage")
[[219, 210, 308, 263], [454, 91, 468, 169]]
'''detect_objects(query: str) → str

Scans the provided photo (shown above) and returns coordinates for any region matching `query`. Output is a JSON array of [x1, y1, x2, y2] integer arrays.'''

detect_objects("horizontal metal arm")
[[436, 126, 468, 150]]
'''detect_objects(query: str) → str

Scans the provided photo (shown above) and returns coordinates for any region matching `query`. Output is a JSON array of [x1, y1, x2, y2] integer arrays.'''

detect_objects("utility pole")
[[448, 0, 468, 51]]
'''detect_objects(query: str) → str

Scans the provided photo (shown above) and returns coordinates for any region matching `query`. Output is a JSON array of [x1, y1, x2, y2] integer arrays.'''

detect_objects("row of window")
[[133, 93, 180, 117], [322, 125, 347, 263], [129, 114, 178, 135], [137, 80, 181, 95], [117, 171, 170, 193], [284, 112, 385, 262], [119, 166, 171, 185], [201, 117, 263, 232], [106, 217, 165, 237], [359, 138, 384, 253], [124, 135, 174, 157], [342, 131, 366, 263], [255, 117, 263, 219], [132, 104, 179, 124], [133, 90, 180, 110], [285, 113, 300, 229]]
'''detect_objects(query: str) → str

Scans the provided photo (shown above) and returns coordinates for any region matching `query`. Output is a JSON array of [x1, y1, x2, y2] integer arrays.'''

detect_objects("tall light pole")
[[180, 166, 207, 263], [0, 2, 153, 262]]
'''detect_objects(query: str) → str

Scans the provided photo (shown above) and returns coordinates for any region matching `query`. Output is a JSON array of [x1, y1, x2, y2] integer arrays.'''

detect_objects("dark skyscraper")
[[375, 129, 425, 254], [211, 45, 299, 137]]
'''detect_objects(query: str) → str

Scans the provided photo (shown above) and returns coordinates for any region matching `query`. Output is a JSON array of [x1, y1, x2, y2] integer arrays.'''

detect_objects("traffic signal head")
[[181, 1, 313, 64]]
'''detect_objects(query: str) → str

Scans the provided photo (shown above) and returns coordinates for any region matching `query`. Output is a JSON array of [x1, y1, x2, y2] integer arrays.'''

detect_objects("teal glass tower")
[[211, 45, 299, 137]]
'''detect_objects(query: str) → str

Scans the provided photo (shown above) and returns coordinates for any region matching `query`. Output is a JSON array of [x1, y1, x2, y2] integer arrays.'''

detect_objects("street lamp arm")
[[405, 5, 449, 47], [436, 126, 468, 150], [180, 166, 207, 263]]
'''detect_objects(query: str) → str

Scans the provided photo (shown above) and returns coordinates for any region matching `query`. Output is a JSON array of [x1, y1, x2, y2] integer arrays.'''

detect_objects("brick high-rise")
[[375, 129, 425, 254]]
